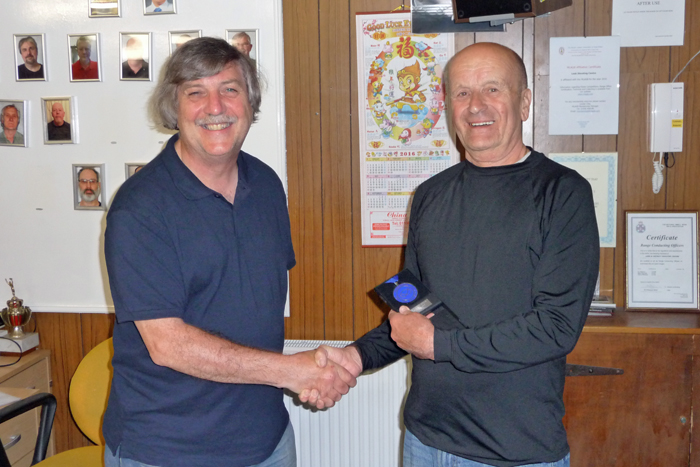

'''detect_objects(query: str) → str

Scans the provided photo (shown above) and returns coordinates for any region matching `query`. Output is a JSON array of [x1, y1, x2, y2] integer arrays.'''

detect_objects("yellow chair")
[[36, 337, 113, 466]]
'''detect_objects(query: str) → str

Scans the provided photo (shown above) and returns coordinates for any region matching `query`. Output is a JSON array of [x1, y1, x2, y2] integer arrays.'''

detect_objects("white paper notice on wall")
[[612, 0, 685, 47], [549, 36, 621, 136]]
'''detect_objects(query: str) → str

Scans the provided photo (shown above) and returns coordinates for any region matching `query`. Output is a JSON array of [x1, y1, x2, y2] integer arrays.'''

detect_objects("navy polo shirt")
[[103, 134, 295, 467]]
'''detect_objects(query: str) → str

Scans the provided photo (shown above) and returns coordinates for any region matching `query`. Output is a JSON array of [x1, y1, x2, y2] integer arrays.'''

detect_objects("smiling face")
[[398, 74, 416, 93], [447, 43, 531, 167], [176, 63, 253, 164]]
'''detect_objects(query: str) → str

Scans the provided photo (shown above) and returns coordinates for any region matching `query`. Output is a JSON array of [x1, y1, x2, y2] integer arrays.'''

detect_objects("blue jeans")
[[104, 421, 296, 467], [403, 429, 570, 467]]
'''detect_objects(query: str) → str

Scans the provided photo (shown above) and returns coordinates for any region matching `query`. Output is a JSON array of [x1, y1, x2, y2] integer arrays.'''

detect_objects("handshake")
[[286, 304, 436, 409], [287, 345, 363, 410]]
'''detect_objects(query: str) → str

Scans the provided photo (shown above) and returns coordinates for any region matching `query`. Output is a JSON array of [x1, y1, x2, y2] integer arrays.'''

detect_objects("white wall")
[[0, 0, 286, 312]]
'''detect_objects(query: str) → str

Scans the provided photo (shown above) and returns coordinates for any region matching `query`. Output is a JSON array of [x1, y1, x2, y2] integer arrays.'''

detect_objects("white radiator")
[[283, 340, 411, 467]]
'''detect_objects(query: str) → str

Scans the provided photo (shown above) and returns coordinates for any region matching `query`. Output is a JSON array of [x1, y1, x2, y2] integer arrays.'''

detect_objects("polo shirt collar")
[[162, 133, 256, 201]]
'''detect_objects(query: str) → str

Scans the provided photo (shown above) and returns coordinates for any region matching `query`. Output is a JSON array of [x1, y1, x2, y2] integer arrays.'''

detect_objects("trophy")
[[1, 279, 33, 339]]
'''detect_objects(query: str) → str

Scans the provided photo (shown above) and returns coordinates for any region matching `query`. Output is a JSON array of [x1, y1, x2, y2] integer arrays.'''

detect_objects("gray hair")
[[0, 105, 19, 129], [232, 31, 251, 42], [18, 36, 37, 54], [150, 36, 262, 129], [78, 167, 100, 183]]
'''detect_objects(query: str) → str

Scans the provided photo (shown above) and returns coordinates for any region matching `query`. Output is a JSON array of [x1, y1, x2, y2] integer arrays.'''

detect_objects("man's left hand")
[[388, 306, 434, 360]]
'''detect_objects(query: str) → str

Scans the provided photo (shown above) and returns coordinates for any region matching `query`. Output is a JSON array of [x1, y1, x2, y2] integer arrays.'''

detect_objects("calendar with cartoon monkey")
[[357, 12, 458, 246]]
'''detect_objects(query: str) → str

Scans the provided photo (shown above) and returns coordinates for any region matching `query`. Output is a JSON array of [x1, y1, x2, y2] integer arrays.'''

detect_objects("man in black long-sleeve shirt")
[[304, 42, 599, 467]]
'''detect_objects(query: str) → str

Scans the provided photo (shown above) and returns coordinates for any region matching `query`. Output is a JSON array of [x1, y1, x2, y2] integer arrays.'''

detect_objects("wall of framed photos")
[[0, 0, 286, 312]]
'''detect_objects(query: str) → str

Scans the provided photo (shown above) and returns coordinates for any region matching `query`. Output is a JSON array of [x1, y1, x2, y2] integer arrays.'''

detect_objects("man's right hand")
[[286, 349, 357, 410], [298, 345, 363, 407]]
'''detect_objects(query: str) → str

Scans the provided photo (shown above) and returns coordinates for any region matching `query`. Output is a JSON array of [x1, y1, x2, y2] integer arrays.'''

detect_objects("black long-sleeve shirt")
[[354, 150, 599, 467]]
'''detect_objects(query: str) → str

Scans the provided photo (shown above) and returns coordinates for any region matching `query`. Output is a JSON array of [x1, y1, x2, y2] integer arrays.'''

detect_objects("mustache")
[[195, 115, 237, 126]]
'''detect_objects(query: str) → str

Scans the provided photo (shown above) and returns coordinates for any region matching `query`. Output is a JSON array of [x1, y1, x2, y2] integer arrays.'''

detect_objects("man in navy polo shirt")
[[103, 37, 355, 467]]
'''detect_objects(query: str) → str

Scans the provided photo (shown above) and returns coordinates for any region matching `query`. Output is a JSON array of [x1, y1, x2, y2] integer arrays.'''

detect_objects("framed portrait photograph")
[[0, 100, 28, 147], [144, 0, 176, 15], [14, 34, 47, 81], [68, 34, 101, 82], [120, 33, 151, 81], [42, 97, 76, 145], [626, 211, 699, 311], [73, 164, 106, 211], [89, 0, 120, 17], [125, 163, 147, 179], [225, 29, 258, 66], [168, 30, 201, 55]]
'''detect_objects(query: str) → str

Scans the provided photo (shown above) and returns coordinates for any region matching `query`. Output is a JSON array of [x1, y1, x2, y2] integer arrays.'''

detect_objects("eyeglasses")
[[79, 179, 98, 184]]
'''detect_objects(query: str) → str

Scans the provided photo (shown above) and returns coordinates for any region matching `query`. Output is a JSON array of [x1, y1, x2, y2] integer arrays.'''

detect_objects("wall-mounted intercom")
[[648, 83, 684, 153]]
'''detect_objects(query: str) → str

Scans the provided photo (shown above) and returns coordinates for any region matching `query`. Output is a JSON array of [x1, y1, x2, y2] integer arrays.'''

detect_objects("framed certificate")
[[550, 152, 618, 247], [626, 211, 699, 311]]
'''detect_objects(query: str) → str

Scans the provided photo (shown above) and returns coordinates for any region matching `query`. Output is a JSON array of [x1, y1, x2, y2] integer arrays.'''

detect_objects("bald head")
[[51, 102, 66, 126], [446, 42, 527, 96]]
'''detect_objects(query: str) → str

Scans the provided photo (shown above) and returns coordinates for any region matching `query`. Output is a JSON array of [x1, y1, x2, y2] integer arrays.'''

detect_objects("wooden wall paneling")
[[522, 18, 535, 148], [319, 0, 355, 340], [581, 0, 616, 154], [613, 71, 669, 306], [350, 0, 406, 338], [453, 32, 475, 52], [564, 333, 694, 467], [34, 313, 89, 451], [283, 0, 326, 339], [532, 2, 583, 155], [79, 313, 114, 355], [668, 1, 700, 212], [583, 0, 612, 37], [581, 0, 617, 298], [533, 0, 585, 78], [691, 338, 700, 467], [667, 73, 700, 212], [475, 18, 524, 50], [666, 71, 700, 212]]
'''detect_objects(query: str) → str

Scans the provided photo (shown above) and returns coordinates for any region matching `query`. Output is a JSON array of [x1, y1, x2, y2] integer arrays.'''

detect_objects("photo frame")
[[120, 33, 152, 81], [125, 163, 147, 179], [14, 34, 47, 81], [42, 97, 76, 145], [73, 164, 106, 211], [0, 100, 28, 148], [144, 0, 176, 15], [225, 29, 258, 66], [68, 34, 101, 82], [168, 30, 202, 55], [89, 0, 121, 17], [626, 211, 699, 311]]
